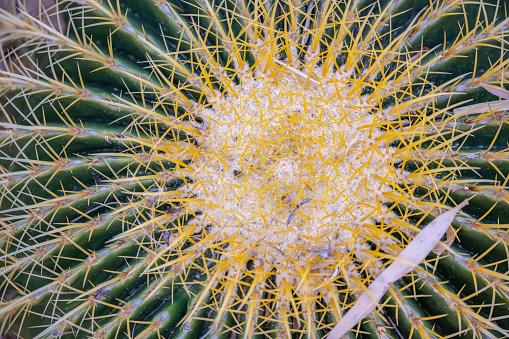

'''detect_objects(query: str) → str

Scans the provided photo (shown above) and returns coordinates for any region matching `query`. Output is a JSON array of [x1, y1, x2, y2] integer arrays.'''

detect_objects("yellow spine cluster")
[[1, 0, 509, 338]]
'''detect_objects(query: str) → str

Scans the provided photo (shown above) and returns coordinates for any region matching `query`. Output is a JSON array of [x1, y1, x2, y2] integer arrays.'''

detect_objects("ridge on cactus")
[[1, 0, 509, 338], [329, 200, 468, 338]]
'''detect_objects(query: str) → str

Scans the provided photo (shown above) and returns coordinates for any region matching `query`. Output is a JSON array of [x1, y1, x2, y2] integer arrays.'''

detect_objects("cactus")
[[1, 0, 509, 338]]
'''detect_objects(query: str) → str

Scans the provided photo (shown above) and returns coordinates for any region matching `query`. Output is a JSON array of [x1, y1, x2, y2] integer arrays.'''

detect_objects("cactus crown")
[[1, 0, 509, 338]]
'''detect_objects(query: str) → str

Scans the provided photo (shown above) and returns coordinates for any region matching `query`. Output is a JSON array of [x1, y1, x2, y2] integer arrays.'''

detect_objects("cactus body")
[[1, 0, 509, 338]]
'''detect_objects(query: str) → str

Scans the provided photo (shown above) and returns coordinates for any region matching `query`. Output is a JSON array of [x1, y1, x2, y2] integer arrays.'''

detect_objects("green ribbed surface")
[[1, 0, 509, 338]]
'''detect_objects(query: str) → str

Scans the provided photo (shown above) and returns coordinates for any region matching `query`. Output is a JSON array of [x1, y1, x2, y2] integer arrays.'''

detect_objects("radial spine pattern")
[[1, 0, 509, 338]]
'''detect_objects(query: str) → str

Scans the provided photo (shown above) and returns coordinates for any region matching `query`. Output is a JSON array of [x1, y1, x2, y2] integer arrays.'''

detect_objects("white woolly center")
[[191, 59, 394, 265]]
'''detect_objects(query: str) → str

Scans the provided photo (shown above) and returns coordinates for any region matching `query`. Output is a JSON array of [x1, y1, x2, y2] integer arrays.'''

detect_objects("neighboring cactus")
[[1, 0, 509, 338]]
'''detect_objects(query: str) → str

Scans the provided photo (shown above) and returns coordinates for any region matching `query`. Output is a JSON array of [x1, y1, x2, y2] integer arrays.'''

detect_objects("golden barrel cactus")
[[1, 0, 509, 338]]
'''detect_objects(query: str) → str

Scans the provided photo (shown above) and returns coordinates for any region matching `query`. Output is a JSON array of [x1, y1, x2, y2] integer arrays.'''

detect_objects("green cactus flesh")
[[1, 0, 509, 338]]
